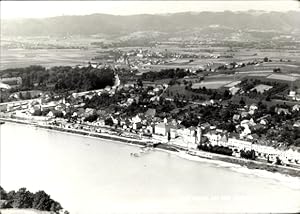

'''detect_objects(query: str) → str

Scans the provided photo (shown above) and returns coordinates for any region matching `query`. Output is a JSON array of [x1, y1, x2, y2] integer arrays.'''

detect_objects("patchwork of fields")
[[192, 80, 232, 89]]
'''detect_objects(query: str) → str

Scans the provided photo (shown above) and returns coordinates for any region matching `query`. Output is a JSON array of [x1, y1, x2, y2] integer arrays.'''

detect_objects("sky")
[[1, 1, 299, 20]]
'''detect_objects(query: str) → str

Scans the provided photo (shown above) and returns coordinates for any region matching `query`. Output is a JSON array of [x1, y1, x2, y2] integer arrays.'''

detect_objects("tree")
[[33, 109, 42, 116], [239, 97, 245, 106], [0, 187, 62, 212], [223, 89, 232, 100], [19, 92, 24, 100], [24, 91, 31, 99], [84, 114, 98, 122], [12, 188, 34, 208], [32, 191, 51, 210], [53, 110, 64, 118], [0, 186, 7, 200], [137, 79, 143, 88], [32, 190, 62, 212], [105, 117, 114, 126]]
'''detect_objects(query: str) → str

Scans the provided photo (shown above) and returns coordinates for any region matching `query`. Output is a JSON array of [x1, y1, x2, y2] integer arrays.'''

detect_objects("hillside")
[[1, 11, 300, 37]]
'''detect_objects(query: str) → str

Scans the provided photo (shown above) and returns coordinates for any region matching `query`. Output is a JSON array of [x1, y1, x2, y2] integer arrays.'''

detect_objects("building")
[[0, 103, 8, 112], [275, 107, 291, 115], [133, 122, 142, 130], [154, 122, 169, 136], [292, 104, 300, 112], [204, 131, 227, 146], [227, 138, 253, 150]]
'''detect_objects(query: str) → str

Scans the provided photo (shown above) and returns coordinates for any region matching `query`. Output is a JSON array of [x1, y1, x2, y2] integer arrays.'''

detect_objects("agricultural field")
[[224, 81, 241, 88], [164, 84, 209, 101], [192, 80, 232, 89], [0, 47, 99, 70], [267, 74, 298, 82]]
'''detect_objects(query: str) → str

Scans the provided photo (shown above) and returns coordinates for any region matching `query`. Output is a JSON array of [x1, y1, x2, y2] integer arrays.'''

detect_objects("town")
[[1, 53, 300, 174]]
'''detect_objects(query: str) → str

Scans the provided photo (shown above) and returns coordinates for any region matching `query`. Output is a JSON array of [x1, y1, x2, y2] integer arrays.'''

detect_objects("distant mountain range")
[[1, 11, 300, 37]]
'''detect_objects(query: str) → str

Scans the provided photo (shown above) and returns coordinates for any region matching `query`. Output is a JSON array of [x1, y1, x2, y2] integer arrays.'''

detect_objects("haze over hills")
[[1, 11, 300, 37]]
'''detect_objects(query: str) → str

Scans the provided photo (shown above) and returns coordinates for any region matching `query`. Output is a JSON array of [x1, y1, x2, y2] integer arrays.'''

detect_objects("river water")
[[1, 122, 300, 213]]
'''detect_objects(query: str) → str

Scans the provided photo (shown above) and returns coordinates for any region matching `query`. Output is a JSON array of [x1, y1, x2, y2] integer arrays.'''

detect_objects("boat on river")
[[130, 152, 140, 157]]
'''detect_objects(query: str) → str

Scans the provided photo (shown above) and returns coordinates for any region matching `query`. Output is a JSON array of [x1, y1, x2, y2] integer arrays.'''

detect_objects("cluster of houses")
[[289, 89, 300, 102], [1, 77, 300, 167], [204, 129, 300, 165]]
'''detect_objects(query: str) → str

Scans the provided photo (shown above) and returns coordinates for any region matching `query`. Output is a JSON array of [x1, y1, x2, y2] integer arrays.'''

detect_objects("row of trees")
[[141, 68, 191, 81], [240, 149, 256, 160], [0, 187, 62, 213], [187, 86, 232, 101], [198, 144, 233, 156], [239, 78, 289, 101]]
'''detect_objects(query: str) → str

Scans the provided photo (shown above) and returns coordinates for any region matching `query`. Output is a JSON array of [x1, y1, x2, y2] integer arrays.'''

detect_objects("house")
[[0, 82, 11, 89], [227, 138, 253, 150], [292, 104, 300, 112], [84, 108, 96, 117], [241, 119, 256, 127], [145, 125, 155, 134], [29, 105, 41, 114], [95, 117, 106, 126], [229, 86, 240, 95], [55, 103, 66, 111], [125, 98, 135, 106], [233, 114, 240, 122], [260, 119, 268, 125], [275, 107, 291, 115], [204, 131, 226, 146], [240, 111, 249, 118], [293, 121, 300, 128], [145, 108, 156, 118], [200, 122, 211, 131], [47, 111, 54, 118], [111, 116, 119, 125], [170, 126, 179, 139], [154, 122, 169, 136], [0, 103, 8, 112], [41, 101, 57, 111], [133, 122, 142, 130], [132, 115, 142, 124], [249, 104, 258, 115], [171, 136, 197, 149]]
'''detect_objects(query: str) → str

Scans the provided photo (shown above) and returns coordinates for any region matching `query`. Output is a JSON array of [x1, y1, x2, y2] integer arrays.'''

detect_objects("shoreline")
[[1, 117, 300, 179]]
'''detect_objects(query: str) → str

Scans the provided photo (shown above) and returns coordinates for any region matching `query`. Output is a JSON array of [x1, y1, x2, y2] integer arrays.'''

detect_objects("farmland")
[[0, 47, 99, 70], [192, 80, 232, 89]]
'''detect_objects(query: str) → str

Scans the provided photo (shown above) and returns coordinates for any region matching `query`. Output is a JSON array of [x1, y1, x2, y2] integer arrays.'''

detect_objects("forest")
[[1, 65, 115, 92], [141, 68, 191, 81], [0, 186, 63, 213]]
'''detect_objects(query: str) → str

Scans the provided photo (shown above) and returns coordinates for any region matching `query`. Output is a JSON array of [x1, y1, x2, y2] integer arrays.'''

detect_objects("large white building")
[[154, 122, 168, 136]]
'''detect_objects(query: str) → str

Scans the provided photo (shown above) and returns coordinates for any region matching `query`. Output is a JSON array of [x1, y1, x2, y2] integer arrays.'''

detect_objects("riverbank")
[[0, 118, 178, 152], [1, 117, 300, 178], [0, 209, 52, 214]]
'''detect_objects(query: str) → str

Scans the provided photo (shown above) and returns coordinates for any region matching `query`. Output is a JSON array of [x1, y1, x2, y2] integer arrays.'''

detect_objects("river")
[[1, 122, 300, 213]]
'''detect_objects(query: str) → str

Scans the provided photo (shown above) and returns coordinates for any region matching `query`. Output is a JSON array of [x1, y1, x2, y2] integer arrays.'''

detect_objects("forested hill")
[[1, 11, 300, 36]]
